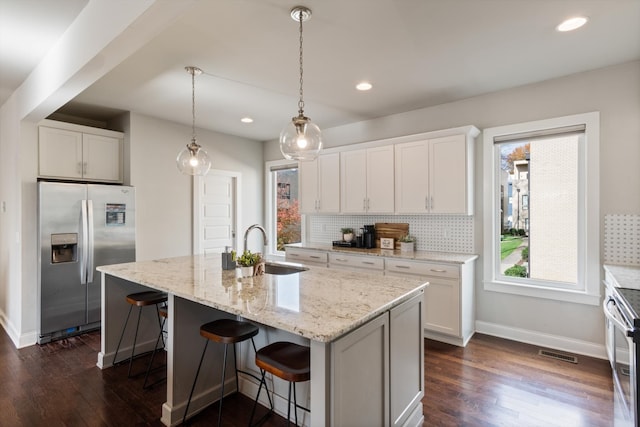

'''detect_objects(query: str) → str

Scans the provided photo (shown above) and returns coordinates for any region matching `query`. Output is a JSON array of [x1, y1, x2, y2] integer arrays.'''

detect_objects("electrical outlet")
[[443, 229, 449, 238]]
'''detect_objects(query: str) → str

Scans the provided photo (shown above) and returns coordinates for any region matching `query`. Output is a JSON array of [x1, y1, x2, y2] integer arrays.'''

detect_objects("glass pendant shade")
[[176, 138, 212, 175], [280, 115, 323, 161], [177, 65, 211, 176]]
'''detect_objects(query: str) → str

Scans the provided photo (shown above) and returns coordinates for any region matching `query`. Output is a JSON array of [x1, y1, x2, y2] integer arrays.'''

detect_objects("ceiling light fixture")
[[176, 66, 212, 176], [241, 117, 254, 123], [356, 82, 372, 91], [556, 16, 588, 32], [279, 6, 322, 161]]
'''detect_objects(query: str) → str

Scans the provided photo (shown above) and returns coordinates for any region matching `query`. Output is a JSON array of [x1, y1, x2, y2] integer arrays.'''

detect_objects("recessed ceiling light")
[[356, 82, 372, 91], [241, 117, 254, 123], [556, 16, 588, 32]]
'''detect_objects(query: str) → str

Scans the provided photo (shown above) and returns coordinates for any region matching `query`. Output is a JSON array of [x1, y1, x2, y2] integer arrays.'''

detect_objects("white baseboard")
[[475, 320, 607, 360], [0, 311, 38, 349]]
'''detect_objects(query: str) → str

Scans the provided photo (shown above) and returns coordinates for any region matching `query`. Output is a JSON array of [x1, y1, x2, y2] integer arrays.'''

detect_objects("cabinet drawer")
[[329, 253, 384, 270], [385, 260, 459, 279], [285, 248, 328, 264]]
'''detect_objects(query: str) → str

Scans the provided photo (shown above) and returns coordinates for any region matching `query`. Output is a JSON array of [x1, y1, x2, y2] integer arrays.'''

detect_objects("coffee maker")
[[363, 225, 376, 249]]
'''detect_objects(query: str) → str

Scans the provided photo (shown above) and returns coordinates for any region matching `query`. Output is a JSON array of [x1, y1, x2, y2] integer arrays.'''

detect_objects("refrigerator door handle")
[[87, 200, 95, 284], [80, 200, 88, 285]]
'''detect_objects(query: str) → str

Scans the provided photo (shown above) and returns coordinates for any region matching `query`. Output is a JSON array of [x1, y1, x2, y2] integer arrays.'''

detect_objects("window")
[[266, 160, 302, 256], [483, 112, 600, 305]]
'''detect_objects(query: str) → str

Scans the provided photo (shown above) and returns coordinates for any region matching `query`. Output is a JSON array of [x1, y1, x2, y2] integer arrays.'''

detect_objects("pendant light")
[[279, 6, 322, 161], [176, 66, 212, 176]]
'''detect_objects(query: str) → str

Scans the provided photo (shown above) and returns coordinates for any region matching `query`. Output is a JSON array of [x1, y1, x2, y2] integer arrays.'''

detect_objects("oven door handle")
[[603, 297, 635, 337]]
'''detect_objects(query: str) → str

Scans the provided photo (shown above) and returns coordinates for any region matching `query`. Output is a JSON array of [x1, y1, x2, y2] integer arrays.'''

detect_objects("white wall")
[[266, 60, 640, 356], [128, 113, 264, 261]]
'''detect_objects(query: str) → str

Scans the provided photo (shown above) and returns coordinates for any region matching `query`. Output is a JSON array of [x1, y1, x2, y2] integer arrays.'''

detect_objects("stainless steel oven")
[[604, 287, 640, 427]]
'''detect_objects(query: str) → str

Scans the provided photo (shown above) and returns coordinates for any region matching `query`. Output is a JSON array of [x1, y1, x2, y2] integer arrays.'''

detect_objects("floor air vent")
[[538, 349, 578, 364]]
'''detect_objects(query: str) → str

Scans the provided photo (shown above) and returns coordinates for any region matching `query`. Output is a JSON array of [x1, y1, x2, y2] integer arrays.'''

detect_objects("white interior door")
[[194, 170, 240, 255]]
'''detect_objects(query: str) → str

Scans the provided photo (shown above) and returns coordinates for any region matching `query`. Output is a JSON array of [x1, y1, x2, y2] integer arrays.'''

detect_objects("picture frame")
[[380, 237, 394, 249]]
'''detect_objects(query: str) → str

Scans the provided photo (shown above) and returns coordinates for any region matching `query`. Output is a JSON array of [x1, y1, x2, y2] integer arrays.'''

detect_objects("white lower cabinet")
[[332, 292, 424, 427], [284, 246, 475, 347], [386, 259, 475, 347]]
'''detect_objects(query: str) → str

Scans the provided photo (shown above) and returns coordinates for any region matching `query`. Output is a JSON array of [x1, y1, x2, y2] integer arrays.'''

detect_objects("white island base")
[[97, 256, 425, 426]]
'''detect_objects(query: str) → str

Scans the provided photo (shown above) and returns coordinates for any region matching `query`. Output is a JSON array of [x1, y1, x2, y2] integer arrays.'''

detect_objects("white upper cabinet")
[[395, 131, 476, 215], [341, 146, 394, 214], [38, 127, 84, 179], [39, 120, 123, 183], [82, 134, 123, 182], [299, 153, 340, 214], [394, 140, 429, 213]]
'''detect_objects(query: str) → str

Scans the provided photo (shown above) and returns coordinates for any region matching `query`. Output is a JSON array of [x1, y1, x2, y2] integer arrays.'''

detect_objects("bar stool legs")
[[143, 305, 168, 389], [112, 291, 168, 381], [182, 319, 271, 426]]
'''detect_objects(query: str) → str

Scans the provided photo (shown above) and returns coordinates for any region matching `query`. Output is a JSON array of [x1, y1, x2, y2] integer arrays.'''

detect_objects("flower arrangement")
[[398, 234, 415, 243], [235, 250, 261, 267]]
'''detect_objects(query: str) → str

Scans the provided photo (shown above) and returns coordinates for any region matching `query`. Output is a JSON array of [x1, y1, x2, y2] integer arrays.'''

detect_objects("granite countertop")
[[97, 255, 426, 343], [288, 243, 478, 264], [604, 264, 640, 289]]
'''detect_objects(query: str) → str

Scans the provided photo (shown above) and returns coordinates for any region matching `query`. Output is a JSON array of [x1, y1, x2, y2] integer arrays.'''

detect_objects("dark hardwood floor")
[[0, 329, 613, 426]]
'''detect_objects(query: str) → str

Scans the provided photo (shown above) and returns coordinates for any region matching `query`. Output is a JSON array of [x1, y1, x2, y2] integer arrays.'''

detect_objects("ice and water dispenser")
[[50, 233, 78, 264]]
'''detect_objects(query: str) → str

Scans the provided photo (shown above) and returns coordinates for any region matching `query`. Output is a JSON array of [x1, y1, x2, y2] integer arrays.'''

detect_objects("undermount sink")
[[264, 262, 308, 275]]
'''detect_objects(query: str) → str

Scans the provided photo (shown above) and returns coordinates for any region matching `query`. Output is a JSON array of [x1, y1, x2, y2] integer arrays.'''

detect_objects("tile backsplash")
[[605, 214, 640, 265], [307, 215, 474, 253]]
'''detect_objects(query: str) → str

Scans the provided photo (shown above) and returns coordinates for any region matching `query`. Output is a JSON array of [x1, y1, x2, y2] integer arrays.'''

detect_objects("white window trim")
[[482, 112, 600, 306], [265, 159, 302, 259]]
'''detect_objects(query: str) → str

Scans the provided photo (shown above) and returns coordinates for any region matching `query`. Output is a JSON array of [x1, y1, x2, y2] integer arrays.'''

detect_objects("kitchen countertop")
[[604, 264, 640, 289], [287, 243, 478, 264], [97, 254, 426, 342]]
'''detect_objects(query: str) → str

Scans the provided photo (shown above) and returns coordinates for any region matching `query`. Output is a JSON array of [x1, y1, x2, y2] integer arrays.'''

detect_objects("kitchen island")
[[97, 255, 426, 426]]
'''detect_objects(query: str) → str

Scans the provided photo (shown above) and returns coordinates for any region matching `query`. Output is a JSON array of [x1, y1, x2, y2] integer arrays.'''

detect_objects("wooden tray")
[[374, 223, 409, 249]]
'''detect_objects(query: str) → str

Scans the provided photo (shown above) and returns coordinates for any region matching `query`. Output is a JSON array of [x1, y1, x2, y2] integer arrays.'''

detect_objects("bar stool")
[[249, 341, 310, 427], [113, 291, 168, 379], [183, 318, 272, 426], [143, 305, 168, 389]]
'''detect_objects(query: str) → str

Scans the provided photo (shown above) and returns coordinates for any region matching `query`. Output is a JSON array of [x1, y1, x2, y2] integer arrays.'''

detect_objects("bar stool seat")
[[250, 341, 310, 426], [113, 291, 168, 380], [183, 318, 271, 426]]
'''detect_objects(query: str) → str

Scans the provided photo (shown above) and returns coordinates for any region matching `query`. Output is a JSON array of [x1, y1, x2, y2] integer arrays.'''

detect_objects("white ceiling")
[[2, 0, 640, 142]]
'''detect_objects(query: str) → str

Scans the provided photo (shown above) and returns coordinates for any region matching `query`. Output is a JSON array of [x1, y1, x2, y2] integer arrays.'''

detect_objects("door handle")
[[80, 200, 88, 285], [87, 200, 94, 283]]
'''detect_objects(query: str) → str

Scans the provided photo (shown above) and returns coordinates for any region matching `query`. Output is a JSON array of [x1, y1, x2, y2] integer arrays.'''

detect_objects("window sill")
[[484, 280, 601, 306]]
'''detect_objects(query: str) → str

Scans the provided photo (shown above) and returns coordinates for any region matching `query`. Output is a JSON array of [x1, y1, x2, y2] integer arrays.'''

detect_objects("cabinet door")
[[424, 276, 460, 336], [82, 134, 123, 182], [340, 150, 367, 213], [317, 153, 340, 213], [395, 141, 429, 213], [366, 146, 395, 213], [429, 134, 467, 214], [332, 312, 389, 427], [299, 158, 319, 213], [38, 127, 83, 179], [390, 293, 424, 427]]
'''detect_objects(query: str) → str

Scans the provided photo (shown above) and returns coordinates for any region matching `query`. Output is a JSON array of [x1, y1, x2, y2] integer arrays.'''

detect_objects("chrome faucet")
[[243, 224, 268, 252]]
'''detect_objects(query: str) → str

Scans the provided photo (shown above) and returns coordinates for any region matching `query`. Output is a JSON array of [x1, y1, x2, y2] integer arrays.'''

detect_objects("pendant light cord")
[[297, 11, 305, 116], [191, 69, 197, 142]]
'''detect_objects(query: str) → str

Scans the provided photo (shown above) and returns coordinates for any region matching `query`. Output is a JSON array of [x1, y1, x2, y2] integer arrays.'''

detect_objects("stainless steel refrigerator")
[[38, 182, 135, 344]]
